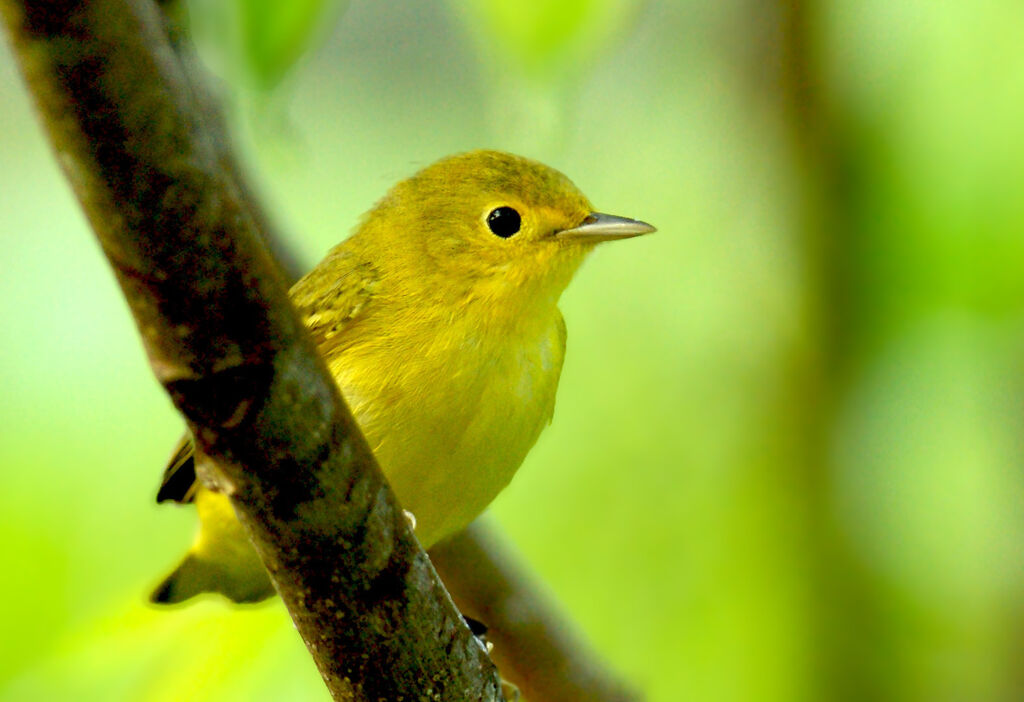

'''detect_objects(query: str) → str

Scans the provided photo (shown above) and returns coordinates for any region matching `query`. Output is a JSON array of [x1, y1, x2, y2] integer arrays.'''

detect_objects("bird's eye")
[[486, 207, 521, 238]]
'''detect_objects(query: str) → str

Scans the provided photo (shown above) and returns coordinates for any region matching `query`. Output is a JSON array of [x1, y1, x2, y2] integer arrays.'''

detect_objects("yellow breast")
[[326, 307, 566, 547]]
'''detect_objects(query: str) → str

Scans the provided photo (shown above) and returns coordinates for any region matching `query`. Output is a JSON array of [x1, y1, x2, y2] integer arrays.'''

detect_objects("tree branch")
[[154, 0, 306, 281], [431, 522, 642, 702], [0, 1, 502, 699]]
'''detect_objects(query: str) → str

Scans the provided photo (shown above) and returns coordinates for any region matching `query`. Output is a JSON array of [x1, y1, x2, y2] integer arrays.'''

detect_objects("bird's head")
[[354, 150, 654, 313]]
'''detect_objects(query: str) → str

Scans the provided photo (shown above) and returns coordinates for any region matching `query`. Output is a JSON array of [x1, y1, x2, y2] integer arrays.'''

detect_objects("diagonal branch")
[[0, 1, 502, 700], [154, 0, 306, 281]]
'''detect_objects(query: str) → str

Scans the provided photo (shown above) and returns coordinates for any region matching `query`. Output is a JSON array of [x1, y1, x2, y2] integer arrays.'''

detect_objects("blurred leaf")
[[238, 0, 347, 87], [449, 0, 643, 80], [188, 0, 347, 88]]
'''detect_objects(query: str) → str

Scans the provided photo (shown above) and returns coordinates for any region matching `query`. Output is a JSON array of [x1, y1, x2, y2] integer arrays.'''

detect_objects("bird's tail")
[[150, 552, 274, 605]]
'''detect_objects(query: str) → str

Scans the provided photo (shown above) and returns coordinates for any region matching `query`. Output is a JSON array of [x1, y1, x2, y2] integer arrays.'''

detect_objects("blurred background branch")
[[757, 1, 886, 698], [432, 522, 641, 702]]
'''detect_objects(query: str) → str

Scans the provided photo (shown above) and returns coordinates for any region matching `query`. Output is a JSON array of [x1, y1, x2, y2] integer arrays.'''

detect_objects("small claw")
[[402, 510, 417, 531]]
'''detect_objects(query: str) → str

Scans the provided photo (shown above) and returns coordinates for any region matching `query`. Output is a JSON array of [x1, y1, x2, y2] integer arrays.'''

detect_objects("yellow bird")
[[151, 150, 654, 604]]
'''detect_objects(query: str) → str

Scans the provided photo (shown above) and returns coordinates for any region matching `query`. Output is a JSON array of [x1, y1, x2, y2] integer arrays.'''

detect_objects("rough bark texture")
[[0, 1, 502, 699]]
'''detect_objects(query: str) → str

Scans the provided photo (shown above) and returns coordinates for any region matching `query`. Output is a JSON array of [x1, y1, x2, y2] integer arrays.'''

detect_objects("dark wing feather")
[[291, 251, 380, 351], [156, 434, 197, 503]]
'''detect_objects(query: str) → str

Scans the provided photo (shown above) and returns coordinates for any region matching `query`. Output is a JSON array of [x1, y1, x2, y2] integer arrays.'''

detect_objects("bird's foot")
[[402, 509, 417, 531], [463, 617, 517, 698]]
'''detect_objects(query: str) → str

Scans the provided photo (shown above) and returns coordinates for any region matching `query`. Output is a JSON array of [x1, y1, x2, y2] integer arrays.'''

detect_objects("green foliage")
[[3, 1, 1024, 701], [187, 0, 346, 87], [449, 0, 642, 79]]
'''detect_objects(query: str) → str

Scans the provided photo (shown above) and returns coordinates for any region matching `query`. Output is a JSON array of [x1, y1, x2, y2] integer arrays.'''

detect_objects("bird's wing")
[[155, 248, 380, 504], [155, 433, 199, 503], [291, 253, 381, 352]]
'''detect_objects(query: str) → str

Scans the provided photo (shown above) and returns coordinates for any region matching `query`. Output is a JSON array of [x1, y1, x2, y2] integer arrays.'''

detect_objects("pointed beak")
[[556, 212, 656, 243]]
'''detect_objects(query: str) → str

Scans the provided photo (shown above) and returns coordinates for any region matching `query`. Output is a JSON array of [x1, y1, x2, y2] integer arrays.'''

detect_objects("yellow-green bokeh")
[[3, 2, 1024, 701]]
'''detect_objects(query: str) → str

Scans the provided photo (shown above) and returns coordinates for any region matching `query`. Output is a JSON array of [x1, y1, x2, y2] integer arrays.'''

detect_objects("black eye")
[[486, 207, 521, 238]]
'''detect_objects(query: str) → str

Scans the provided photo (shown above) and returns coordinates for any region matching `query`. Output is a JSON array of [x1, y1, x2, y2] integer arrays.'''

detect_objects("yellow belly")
[[328, 311, 565, 547]]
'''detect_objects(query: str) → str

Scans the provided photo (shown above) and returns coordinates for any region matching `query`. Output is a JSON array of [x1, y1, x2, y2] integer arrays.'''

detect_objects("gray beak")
[[556, 212, 656, 243]]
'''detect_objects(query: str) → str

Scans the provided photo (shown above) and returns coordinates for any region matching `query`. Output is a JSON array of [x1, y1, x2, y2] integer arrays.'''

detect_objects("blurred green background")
[[3, 1, 1024, 700]]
